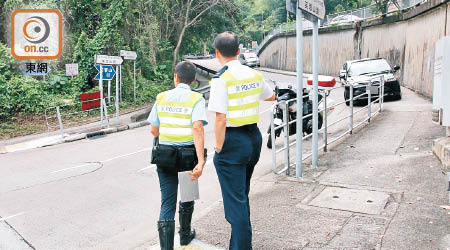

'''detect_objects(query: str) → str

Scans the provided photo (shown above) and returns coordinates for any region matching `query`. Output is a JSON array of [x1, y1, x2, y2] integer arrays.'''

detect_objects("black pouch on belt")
[[178, 147, 197, 172], [151, 137, 178, 172], [178, 148, 208, 172]]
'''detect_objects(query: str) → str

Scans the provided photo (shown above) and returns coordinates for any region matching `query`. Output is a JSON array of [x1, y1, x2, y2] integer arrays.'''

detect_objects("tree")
[[172, 0, 221, 66]]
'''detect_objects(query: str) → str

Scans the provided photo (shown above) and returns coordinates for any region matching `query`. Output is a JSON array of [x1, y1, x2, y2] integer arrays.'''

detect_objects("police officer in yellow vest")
[[209, 31, 275, 249], [148, 61, 207, 249]]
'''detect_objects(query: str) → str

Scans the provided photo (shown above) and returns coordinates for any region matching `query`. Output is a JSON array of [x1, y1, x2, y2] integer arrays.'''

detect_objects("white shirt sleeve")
[[208, 78, 228, 114], [260, 80, 274, 100]]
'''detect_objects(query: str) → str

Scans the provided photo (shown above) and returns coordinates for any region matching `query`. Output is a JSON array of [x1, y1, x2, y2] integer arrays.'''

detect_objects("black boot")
[[157, 220, 175, 250], [179, 202, 196, 245]]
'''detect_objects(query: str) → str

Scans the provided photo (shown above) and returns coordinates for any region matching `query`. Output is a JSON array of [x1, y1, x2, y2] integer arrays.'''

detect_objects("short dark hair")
[[214, 31, 239, 58], [175, 61, 197, 84]]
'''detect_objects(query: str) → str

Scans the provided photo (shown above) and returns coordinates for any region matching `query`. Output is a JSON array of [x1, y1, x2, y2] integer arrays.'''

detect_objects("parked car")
[[340, 58, 402, 105], [330, 14, 363, 25], [238, 52, 260, 67]]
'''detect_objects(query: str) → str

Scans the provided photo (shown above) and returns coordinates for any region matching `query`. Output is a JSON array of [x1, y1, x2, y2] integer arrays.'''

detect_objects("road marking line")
[[137, 164, 156, 172], [51, 147, 153, 174], [0, 212, 27, 222], [260, 108, 271, 115], [102, 148, 153, 163], [51, 163, 93, 174]]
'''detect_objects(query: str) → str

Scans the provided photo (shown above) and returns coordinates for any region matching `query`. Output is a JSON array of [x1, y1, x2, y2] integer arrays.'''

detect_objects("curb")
[[432, 137, 450, 170], [1, 121, 151, 154], [63, 133, 87, 143], [258, 67, 298, 77]]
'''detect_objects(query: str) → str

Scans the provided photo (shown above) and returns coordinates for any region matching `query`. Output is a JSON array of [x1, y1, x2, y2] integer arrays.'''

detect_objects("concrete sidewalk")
[[162, 87, 450, 250]]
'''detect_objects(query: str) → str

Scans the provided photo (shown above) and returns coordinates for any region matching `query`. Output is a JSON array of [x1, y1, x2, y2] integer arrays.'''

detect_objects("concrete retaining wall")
[[258, 0, 450, 97]]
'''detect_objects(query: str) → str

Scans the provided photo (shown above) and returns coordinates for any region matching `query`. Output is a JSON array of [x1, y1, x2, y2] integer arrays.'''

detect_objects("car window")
[[348, 59, 392, 76]]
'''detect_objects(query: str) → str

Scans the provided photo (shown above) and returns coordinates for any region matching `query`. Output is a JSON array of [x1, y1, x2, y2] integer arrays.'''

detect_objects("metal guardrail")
[[258, 0, 427, 52], [45, 97, 118, 136], [270, 76, 385, 176]]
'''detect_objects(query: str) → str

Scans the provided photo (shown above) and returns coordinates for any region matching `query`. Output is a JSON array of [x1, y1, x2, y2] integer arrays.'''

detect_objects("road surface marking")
[[0, 212, 27, 222], [51, 147, 152, 174], [260, 108, 272, 115], [51, 163, 94, 174], [137, 164, 156, 172], [102, 148, 152, 163]]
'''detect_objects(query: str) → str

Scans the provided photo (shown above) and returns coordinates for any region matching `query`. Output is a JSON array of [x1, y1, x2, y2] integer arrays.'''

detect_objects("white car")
[[238, 53, 260, 67], [330, 15, 363, 25]]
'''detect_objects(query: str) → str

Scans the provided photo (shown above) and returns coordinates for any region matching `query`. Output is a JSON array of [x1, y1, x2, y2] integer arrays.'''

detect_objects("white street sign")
[[65, 63, 78, 76], [298, 0, 326, 20], [95, 55, 123, 65], [120, 50, 137, 60]]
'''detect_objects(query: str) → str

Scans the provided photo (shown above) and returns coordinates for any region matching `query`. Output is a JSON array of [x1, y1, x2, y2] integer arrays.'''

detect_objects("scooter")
[[267, 81, 323, 149]]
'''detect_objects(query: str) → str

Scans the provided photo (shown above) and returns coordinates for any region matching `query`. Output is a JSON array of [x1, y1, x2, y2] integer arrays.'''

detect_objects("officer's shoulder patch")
[[212, 66, 228, 78]]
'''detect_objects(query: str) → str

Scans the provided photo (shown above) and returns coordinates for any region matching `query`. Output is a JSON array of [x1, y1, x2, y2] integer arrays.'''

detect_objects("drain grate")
[[309, 187, 389, 215]]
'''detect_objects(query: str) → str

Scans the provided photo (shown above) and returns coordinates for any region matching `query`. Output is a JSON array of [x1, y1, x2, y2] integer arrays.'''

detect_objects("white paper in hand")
[[178, 171, 200, 202]]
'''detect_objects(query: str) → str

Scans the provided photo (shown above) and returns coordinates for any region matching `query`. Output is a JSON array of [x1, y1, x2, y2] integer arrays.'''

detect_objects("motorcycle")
[[267, 81, 324, 149]]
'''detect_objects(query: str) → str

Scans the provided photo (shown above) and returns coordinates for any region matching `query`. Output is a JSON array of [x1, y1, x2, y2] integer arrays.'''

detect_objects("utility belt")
[[151, 137, 207, 174], [226, 123, 258, 132]]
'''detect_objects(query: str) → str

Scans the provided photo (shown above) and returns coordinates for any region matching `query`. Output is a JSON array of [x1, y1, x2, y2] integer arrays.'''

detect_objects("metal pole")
[[312, 17, 319, 168], [368, 80, 372, 123], [115, 65, 120, 125], [270, 108, 277, 171], [381, 75, 385, 111], [447, 172, 450, 203], [120, 65, 122, 102], [323, 91, 328, 152], [350, 84, 354, 134], [102, 98, 110, 128], [108, 80, 111, 104], [296, 8, 304, 178], [379, 76, 383, 112], [283, 101, 290, 175], [133, 60, 136, 102], [100, 64, 104, 128], [45, 109, 50, 132], [56, 106, 64, 137]]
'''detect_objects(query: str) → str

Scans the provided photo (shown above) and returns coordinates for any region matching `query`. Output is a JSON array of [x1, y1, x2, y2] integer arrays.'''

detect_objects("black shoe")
[[157, 220, 175, 250], [179, 203, 196, 245]]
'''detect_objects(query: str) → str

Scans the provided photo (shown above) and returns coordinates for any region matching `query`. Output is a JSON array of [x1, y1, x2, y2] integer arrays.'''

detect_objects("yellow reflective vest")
[[156, 91, 202, 143], [212, 69, 263, 126]]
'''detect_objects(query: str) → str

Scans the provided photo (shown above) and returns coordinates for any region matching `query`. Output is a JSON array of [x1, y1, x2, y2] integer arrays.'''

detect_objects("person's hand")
[[188, 161, 205, 181]]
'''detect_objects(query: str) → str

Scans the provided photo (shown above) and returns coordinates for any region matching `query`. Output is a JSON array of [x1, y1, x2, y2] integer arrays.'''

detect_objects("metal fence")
[[270, 76, 385, 176], [258, 0, 427, 51], [45, 97, 119, 136]]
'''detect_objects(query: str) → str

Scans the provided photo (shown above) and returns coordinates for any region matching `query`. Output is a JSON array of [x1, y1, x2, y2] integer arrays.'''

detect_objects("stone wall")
[[258, 0, 450, 97]]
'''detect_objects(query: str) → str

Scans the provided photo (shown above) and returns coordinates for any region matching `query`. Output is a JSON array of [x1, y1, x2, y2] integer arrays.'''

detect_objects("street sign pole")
[[108, 80, 111, 104], [133, 60, 136, 102], [119, 65, 122, 102], [296, 7, 304, 178], [99, 64, 104, 128], [312, 16, 319, 168], [115, 65, 119, 125]]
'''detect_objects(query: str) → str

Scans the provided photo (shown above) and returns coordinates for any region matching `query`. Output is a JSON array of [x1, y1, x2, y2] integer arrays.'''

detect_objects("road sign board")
[[298, 0, 326, 20], [95, 55, 123, 65], [22, 63, 51, 76], [120, 50, 137, 60], [286, 0, 297, 14], [95, 65, 116, 80], [65, 63, 78, 76]]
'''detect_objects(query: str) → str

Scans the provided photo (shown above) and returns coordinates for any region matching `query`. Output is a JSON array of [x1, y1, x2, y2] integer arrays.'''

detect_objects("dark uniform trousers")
[[213, 123, 262, 250], [157, 145, 195, 221]]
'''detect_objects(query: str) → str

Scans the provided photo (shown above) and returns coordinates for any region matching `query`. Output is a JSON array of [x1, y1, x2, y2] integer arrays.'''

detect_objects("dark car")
[[340, 58, 402, 105]]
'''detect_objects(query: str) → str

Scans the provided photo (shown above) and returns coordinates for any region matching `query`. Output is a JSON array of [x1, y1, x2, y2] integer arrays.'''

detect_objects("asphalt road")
[[0, 70, 370, 250]]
